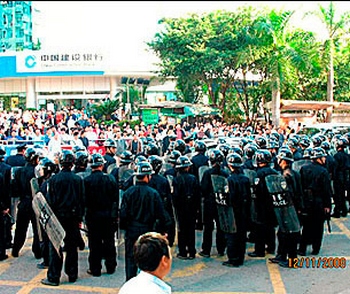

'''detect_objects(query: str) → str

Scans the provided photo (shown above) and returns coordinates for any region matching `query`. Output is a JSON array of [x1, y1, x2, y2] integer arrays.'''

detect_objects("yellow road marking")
[[266, 260, 286, 294], [332, 219, 350, 239], [168, 262, 207, 280]]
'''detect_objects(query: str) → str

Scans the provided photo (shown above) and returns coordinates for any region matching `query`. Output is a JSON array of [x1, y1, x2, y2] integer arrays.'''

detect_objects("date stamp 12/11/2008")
[[288, 257, 347, 269]]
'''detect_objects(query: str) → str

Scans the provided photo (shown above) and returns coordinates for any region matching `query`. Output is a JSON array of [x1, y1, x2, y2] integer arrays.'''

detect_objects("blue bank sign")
[[16, 51, 105, 73]]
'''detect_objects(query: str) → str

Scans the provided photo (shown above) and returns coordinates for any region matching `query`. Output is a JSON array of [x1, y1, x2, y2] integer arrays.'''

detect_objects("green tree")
[[90, 99, 120, 121], [305, 1, 350, 122]]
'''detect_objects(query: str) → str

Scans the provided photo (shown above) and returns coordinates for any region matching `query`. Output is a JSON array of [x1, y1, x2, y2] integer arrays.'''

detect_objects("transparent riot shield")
[[119, 166, 134, 209], [292, 159, 309, 173], [243, 169, 259, 224], [198, 165, 210, 183], [211, 175, 236, 233], [32, 192, 65, 258], [166, 174, 174, 194], [107, 163, 118, 174], [10, 166, 21, 223], [265, 174, 301, 233], [160, 162, 173, 176]]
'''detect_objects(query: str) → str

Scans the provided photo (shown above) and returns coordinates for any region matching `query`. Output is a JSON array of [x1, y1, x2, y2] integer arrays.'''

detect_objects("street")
[[0, 216, 349, 294]]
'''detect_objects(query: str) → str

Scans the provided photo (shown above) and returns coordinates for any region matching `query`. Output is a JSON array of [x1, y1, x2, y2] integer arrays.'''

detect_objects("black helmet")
[[175, 155, 192, 169], [228, 146, 243, 157], [134, 155, 148, 165], [24, 147, 39, 163], [120, 150, 134, 165], [148, 155, 163, 173], [253, 149, 272, 165], [270, 131, 280, 142], [167, 141, 176, 153], [239, 137, 250, 149], [217, 144, 230, 158], [243, 143, 258, 159], [35, 157, 56, 178], [303, 146, 313, 159], [277, 148, 294, 162], [299, 137, 311, 148], [287, 137, 299, 149], [145, 142, 159, 156], [59, 150, 76, 165], [174, 139, 186, 154], [335, 137, 348, 149], [133, 161, 154, 176], [209, 149, 224, 165], [311, 147, 326, 159], [226, 152, 243, 168], [194, 140, 207, 153], [168, 150, 182, 164], [90, 153, 106, 168], [254, 136, 267, 149], [311, 135, 322, 147], [75, 151, 89, 167], [72, 145, 86, 154], [320, 141, 331, 152], [104, 138, 117, 148], [266, 139, 279, 150]]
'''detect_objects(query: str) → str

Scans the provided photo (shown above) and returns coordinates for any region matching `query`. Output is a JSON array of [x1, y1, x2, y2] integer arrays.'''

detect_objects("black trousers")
[[225, 228, 247, 264], [201, 207, 226, 255], [176, 212, 196, 257], [254, 223, 276, 255], [86, 217, 117, 275], [299, 213, 325, 254], [46, 217, 80, 284], [124, 225, 150, 281], [12, 203, 41, 258], [276, 230, 299, 260]]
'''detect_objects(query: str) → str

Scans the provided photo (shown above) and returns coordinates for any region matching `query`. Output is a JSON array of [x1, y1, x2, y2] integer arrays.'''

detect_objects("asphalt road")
[[0, 216, 350, 294]]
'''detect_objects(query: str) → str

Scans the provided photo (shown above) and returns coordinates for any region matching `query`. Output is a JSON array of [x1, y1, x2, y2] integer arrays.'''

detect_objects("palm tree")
[[91, 99, 120, 121], [305, 1, 350, 122]]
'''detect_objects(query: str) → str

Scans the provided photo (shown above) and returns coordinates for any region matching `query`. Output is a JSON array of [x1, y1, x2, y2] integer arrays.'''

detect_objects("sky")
[[32, 1, 349, 72]]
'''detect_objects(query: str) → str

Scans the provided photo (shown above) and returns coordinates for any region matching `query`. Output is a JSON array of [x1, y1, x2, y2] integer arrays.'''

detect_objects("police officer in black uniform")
[[148, 155, 176, 247], [34, 157, 57, 269], [248, 149, 279, 258], [5, 143, 26, 167], [298, 147, 332, 256], [172, 156, 200, 260], [269, 148, 303, 268], [41, 150, 85, 286], [0, 148, 11, 260], [84, 153, 119, 277], [11, 147, 41, 259], [190, 140, 209, 230], [199, 149, 228, 258], [224, 152, 251, 267], [120, 161, 171, 281], [332, 137, 349, 218], [103, 138, 117, 173]]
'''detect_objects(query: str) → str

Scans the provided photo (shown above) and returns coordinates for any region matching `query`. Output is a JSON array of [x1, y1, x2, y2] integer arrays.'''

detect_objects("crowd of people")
[[0, 105, 348, 291]]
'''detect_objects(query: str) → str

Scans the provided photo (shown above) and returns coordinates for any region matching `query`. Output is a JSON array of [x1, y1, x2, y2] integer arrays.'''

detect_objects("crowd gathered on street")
[[0, 105, 348, 291]]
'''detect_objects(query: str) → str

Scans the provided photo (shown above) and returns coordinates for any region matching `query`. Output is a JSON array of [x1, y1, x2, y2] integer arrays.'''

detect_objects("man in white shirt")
[[119, 232, 172, 294]]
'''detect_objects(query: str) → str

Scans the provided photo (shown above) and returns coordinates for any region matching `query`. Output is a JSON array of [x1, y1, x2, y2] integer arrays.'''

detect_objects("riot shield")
[[10, 166, 21, 223], [166, 174, 174, 194], [265, 174, 301, 233], [118, 166, 134, 183], [30, 178, 43, 243], [32, 192, 65, 257], [243, 169, 259, 224], [76, 170, 91, 179], [160, 162, 172, 176], [211, 175, 236, 233], [292, 159, 309, 173], [107, 163, 117, 174], [198, 165, 209, 183]]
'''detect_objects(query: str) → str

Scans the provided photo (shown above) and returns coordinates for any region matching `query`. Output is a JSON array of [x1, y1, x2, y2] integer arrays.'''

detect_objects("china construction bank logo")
[[24, 55, 37, 69]]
